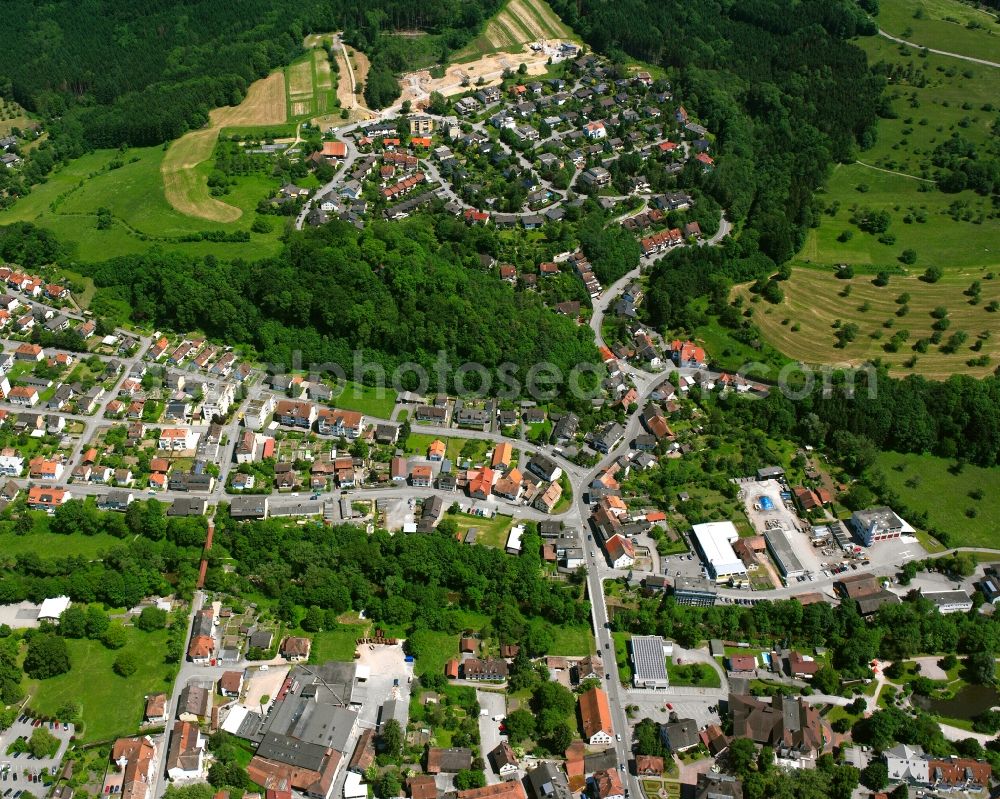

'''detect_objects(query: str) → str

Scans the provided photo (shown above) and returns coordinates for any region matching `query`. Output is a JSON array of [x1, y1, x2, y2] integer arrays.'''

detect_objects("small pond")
[[912, 683, 1000, 720]]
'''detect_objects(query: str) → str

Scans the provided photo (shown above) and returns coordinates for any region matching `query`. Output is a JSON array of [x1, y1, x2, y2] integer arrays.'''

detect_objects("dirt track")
[[400, 43, 557, 105]]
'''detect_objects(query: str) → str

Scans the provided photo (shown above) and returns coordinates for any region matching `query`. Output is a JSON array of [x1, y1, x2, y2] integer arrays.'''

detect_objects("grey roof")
[[259, 664, 359, 760], [527, 762, 571, 799], [764, 529, 806, 578], [922, 590, 972, 608], [380, 698, 408, 730], [583, 748, 617, 773], [168, 497, 206, 516]]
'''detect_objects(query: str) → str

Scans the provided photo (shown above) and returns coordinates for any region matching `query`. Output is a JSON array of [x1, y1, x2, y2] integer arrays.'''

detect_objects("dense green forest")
[[80, 216, 600, 396], [0, 0, 497, 148], [0, 502, 206, 607], [210, 515, 590, 657], [722, 370, 1000, 468]]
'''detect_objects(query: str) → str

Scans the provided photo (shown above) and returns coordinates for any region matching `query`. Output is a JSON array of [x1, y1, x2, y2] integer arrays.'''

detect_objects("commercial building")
[[630, 635, 670, 690], [851, 506, 906, 546], [672, 575, 717, 606], [691, 522, 748, 583], [921, 589, 973, 614], [246, 663, 361, 799]]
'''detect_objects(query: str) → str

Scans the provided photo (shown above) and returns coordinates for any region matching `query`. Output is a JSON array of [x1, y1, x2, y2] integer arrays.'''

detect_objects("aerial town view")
[[0, 2, 998, 799]]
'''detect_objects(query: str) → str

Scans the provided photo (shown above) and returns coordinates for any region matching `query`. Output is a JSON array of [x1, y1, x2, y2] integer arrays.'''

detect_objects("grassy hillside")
[[877, 0, 1000, 62], [856, 35, 999, 179], [740, 27, 999, 379], [876, 450, 1000, 549], [0, 146, 286, 262]]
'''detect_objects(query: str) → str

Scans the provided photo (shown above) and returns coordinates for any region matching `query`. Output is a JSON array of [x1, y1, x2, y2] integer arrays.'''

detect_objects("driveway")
[[477, 689, 507, 784]]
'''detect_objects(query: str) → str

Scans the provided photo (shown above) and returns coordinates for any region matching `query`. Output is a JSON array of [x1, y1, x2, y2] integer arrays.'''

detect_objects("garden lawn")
[[329, 381, 397, 419], [450, 512, 514, 548], [411, 630, 459, 677], [29, 629, 173, 743], [667, 661, 722, 688], [307, 624, 369, 663], [875, 451, 1000, 548], [548, 625, 595, 657]]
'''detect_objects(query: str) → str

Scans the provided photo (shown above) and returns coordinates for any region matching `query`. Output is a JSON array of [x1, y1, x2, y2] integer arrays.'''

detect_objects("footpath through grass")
[[876, 0, 1000, 63]]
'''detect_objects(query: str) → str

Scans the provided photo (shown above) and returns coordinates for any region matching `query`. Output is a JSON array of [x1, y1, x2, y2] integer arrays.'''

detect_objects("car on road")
[[615, 733, 621, 741], [666, 703, 673, 710], [310, 493, 320, 500]]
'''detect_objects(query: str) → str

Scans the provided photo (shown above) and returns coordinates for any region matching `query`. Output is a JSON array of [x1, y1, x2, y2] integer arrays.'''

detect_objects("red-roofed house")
[[321, 141, 347, 159]]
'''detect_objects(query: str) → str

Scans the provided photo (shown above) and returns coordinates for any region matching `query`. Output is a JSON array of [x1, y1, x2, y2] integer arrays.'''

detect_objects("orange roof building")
[[578, 687, 614, 744], [428, 439, 446, 460], [321, 141, 347, 158], [491, 442, 513, 469], [456, 782, 527, 799]]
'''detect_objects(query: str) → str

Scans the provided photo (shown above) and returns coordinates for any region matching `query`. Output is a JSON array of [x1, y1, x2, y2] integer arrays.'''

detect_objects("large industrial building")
[[764, 529, 807, 580], [691, 522, 748, 583], [630, 635, 670, 690]]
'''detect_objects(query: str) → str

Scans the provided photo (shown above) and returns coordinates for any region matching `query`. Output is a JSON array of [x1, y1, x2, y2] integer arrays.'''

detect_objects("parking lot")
[[660, 551, 707, 581], [0, 717, 75, 792]]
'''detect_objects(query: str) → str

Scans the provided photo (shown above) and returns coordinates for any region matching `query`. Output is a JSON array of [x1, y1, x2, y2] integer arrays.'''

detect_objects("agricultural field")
[[876, 0, 1000, 63], [286, 48, 339, 120], [736, 265, 1000, 378], [29, 628, 174, 743], [876, 451, 1000, 549], [753, 28, 1000, 379], [0, 146, 285, 262], [162, 70, 287, 223], [455, 0, 576, 61]]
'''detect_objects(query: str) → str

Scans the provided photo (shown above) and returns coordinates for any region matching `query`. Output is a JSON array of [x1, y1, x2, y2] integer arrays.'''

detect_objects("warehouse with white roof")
[[691, 522, 748, 583]]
